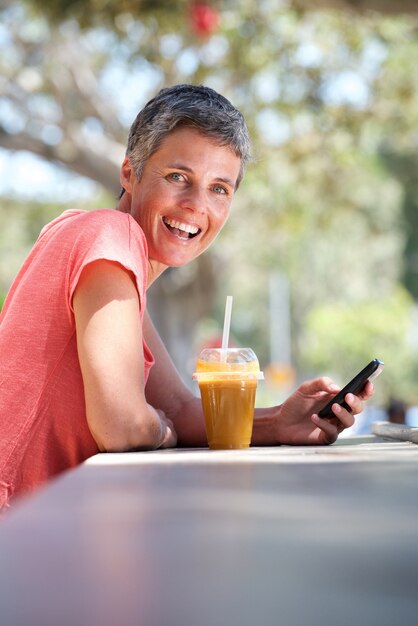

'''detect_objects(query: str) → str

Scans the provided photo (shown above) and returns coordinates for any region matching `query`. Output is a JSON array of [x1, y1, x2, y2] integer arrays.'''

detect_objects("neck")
[[147, 260, 168, 288], [116, 192, 130, 213]]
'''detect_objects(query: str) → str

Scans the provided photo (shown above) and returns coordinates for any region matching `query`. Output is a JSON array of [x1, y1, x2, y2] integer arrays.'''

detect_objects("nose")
[[179, 184, 207, 215]]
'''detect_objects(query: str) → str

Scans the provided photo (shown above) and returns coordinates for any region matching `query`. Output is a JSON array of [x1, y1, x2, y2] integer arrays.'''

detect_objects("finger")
[[357, 380, 375, 401], [342, 392, 364, 416], [300, 376, 341, 395], [162, 423, 177, 447], [311, 414, 339, 444], [331, 402, 356, 428]]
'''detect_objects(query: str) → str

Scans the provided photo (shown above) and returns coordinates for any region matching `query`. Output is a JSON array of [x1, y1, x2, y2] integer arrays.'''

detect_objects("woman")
[[0, 84, 373, 510]]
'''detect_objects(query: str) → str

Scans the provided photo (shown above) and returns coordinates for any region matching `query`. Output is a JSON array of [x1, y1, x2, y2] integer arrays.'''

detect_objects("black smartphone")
[[318, 358, 384, 419]]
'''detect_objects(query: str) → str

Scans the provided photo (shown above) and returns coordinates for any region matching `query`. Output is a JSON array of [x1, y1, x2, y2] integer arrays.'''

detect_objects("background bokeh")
[[2, 0, 418, 428]]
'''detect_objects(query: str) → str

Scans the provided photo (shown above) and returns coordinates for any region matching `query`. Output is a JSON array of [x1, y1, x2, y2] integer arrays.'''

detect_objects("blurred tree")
[[19, 0, 418, 24], [294, 0, 418, 14], [1, 0, 418, 398], [379, 150, 418, 300], [301, 286, 418, 406]]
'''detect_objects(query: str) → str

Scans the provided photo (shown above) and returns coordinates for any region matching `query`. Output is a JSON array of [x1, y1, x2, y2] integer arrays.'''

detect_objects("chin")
[[159, 248, 205, 268], [166, 257, 196, 268]]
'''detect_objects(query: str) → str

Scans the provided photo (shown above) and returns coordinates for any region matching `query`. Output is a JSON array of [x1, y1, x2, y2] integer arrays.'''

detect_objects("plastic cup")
[[193, 348, 263, 450]]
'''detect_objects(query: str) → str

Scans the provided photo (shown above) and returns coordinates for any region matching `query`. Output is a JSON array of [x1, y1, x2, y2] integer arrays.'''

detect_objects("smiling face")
[[118, 126, 242, 284]]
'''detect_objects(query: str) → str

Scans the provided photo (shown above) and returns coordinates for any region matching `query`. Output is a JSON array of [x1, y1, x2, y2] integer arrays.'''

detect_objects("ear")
[[120, 157, 135, 194]]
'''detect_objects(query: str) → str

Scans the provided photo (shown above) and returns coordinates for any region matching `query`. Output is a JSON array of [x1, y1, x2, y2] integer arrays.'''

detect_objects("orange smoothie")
[[198, 379, 257, 449], [194, 349, 262, 450]]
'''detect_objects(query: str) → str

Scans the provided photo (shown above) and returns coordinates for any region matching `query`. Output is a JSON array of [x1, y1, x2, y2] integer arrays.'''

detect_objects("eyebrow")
[[166, 163, 236, 190]]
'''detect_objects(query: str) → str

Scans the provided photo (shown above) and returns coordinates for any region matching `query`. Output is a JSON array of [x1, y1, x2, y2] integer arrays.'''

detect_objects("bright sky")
[[0, 149, 100, 203]]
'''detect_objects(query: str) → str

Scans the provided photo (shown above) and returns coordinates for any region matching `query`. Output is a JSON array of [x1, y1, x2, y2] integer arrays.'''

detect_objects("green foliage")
[[300, 287, 418, 405], [379, 150, 418, 299], [20, 0, 191, 29]]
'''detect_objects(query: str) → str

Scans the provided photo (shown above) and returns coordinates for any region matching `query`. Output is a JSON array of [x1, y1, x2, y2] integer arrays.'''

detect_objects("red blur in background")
[[189, 3, 220, 37]]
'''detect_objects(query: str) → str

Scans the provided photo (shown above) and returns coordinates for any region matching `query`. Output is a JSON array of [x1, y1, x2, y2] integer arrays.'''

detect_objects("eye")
[[212, 184, 228, 195], [167, 172, 185, 182]]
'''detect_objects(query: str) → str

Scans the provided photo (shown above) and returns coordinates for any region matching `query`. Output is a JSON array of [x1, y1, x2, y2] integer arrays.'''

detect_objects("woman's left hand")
[[272, 376, 374, 445]]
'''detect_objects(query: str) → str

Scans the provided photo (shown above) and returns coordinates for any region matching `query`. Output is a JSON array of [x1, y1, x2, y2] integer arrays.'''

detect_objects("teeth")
[[163, 217, 199, 235]]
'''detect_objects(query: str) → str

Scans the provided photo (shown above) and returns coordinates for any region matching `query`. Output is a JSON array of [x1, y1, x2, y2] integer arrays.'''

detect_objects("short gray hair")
[[121, 84, 251, 197]]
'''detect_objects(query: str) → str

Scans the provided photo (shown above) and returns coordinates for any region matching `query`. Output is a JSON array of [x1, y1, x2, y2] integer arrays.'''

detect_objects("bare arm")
[[73, 260, 177, 452]]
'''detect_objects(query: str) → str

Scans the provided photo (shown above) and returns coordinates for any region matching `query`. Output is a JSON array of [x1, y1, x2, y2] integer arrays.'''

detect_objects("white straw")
[[221, 295, 233, 351]]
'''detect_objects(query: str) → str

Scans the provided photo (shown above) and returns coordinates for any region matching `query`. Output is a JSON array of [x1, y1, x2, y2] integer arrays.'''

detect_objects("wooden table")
[[1, 436, 418, 625]]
